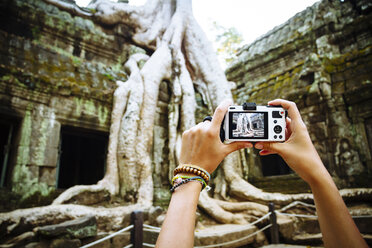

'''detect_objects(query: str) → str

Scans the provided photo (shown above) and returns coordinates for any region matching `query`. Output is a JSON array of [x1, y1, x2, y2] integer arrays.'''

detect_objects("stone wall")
[[226, 0, 372, 190], [0, 0, 149, 209]]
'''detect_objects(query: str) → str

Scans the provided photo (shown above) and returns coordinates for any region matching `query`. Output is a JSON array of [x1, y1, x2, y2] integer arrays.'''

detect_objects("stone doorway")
[[56, 126, 108, 189], [260, 154, 292, 176], [0, 116, 19, 188]]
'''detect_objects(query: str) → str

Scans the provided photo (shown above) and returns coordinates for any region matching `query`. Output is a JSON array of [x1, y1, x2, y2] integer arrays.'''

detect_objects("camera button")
[[274, 125, 282, 134]]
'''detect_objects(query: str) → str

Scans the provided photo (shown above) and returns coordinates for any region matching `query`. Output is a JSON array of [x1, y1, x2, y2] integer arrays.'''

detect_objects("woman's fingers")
[[268, 99, 302, 122], [255, 141, 284, 154], [285, 117, 292, 140], [224, 141, 252, 155], [211, 99, 232, 132], [259, 149, 278, 156]]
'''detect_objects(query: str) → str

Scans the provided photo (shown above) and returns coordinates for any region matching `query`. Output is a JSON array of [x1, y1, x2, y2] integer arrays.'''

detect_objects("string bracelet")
[[170, 176, 204, 193], [173, 165, 210, 183], [172, 175, 207, 190]]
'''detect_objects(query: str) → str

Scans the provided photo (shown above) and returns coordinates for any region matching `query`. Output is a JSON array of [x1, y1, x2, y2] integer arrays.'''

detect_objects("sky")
[[75, 0, 319, 45], [75, 0, 319, 68]]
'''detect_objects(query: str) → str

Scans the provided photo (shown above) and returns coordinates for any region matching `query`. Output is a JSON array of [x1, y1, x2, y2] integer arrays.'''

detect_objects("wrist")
[[305, 160, 334, 189], [174, 164, 211, 185], [172, 180, 202, 196]]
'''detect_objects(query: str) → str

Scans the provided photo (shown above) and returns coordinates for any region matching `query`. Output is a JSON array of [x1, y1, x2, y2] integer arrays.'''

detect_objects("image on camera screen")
[[232, 112, 265, 138]]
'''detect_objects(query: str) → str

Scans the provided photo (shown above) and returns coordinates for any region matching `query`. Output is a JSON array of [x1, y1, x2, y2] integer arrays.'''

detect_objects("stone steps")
[[194, 224, 266, 247], [291, 233, 323, 246], [280, 214, 372, 246], [2, 214, 370, 248]]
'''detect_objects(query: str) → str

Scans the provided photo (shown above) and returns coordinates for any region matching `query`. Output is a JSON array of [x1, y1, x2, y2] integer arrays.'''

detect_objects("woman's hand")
[[179, 100, 252, 173], [254, 99, 324, 184], [254, 99, 368, 248]]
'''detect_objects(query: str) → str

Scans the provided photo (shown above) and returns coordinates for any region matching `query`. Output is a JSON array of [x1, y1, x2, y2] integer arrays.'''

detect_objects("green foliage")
[[31, 26, 41, 40], [88, 8, 97, 14], [104, 73, 115, 81], [72, 56, 82, 67], [212, 22, 244, 66]]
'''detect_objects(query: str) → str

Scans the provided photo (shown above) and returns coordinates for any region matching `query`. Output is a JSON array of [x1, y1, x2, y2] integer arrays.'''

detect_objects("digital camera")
[[221, 103, 287, 143]]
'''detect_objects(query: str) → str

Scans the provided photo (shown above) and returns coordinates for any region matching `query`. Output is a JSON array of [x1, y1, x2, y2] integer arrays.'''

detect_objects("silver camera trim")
[[224, 105, 286, 142]]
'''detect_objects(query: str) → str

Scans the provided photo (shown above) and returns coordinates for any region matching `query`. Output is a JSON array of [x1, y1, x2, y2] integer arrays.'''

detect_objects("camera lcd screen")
[[228, 112, 268, 139]]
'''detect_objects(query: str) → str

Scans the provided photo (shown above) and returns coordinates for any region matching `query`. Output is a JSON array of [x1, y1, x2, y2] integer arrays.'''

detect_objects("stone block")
[[50, 239, 81, 248], [346, 75, 370, 92], [47, 120, 61, 149], [278, 217, 295, 241], [148, 206, 163, 225], [194, 224, 266, 247], [353, 216, 372, 234], [308, 122, 328, 140], [28, 112, 61, 166], [143, 228, 159, 246], [81, 233, 111, 248], [111, 233, 131, 247], [332, 80, 345, 94], [37, 216, 97, 239], [342, 68, 354, 81], [331, 72, 344, 83], [4, 231, 36, 247], [25, 240, 49, 248], [344, 85, 372, 105], [41, 147, 59, 167], [29, 146, 58, 167], [16, 146, 31, 165], [39, 166, 56, 186], [305, 92, 322, 106], [306, 106, 326, 123], [27, 164, 39, 179]]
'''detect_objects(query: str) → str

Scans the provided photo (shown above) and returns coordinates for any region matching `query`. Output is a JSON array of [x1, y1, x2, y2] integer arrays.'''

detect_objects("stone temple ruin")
[[226, 0, 372, 193], [0, 0, 131, 210], [0, 0, 371, 247]]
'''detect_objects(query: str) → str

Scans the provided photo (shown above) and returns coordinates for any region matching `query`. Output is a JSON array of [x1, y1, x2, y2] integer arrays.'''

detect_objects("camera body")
[[222, 103, 286, 142]]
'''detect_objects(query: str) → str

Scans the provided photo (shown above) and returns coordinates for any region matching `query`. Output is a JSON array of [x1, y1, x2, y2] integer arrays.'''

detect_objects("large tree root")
[[0, 204, 144, 238]]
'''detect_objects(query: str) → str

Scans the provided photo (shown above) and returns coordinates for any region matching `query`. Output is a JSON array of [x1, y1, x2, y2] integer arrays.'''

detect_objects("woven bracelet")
[[172, 175, 207, 190], [170, 176, 204, 193]]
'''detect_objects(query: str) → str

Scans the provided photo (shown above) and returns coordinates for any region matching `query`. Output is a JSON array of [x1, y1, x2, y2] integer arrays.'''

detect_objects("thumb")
[[224, 142, 253, 155], [255, 142, 283, 154]]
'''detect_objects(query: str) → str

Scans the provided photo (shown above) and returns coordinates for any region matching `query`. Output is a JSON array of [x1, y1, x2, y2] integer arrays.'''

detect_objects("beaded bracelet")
[[173, 165, 211, 183], [170, 176, 204, 193], [172, 175, 207, 190]]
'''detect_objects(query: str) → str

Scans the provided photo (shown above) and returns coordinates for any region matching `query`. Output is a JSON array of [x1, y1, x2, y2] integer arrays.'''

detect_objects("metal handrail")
[[80, 224, 134, 248]]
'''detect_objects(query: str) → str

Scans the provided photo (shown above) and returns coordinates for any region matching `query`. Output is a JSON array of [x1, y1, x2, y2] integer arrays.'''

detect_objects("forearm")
[[156, 181, 202, 248], [308, 162, 367, 248]]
